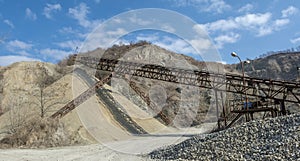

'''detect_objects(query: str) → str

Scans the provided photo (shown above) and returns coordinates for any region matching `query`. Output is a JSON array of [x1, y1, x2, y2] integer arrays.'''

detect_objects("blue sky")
[[0, 0, 299, 66]]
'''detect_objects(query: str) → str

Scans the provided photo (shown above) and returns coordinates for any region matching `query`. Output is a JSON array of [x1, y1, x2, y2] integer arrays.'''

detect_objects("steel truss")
[[51, 56, 300, 130]]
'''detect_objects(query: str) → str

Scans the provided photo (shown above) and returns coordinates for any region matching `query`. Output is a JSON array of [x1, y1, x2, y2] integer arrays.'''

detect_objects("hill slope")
[[228, 52, 300, 81]]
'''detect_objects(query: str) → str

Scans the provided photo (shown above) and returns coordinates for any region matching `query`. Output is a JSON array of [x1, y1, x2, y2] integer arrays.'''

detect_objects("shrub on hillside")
[[0, 118, 84, 148]]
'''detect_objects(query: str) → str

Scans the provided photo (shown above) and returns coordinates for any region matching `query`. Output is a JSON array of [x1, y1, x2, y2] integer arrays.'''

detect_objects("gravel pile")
[[149, 114, 300, 160]]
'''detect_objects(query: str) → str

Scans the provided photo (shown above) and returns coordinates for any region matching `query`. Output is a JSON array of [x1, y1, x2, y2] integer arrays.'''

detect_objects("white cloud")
[[0, 55, 40, 66], [238, 4, 254, 13], [210, 13, 271, 31], [290, 37, 300, 44], [129, 15, 152, 26], [154, 36, 196, 54], [282, 6, 298, 18], [111, 18, 123, 24], [55, 40, 82, 50], [69, 3, 90, 27], [3, 19, 14, 28], [69, 3, 101, 29], [161, 24, 176, 33], [256, 27, 273, 37], [106, 28, 127, 36], [256, 18, 290, 37], [202, 12, 290, 37], [171, 0, 231, 13], [80, 27, 129, 51], [43, 3, 62, 19], [40, 48, 70, 60], [214, 32, 240, 48], [192, 11, 292, 48], [59, 27, 77, 34], [7, 40, 33, 51], [204, 0, 231, 13], [204, 19, 237, 32], [190, 38, 213, 52], [6, 40, 33, 56], [171, 0, 189, 7], [235, 13, 271, 27], [58, 26, 86, 39], [274, 19, 290, 27], [193, 24, 210, 37], [25, 8, 37, 20]]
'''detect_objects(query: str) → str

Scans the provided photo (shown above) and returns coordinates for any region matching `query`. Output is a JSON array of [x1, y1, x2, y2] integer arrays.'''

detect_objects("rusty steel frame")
[[120, 76, 171, 125], [51, 74, 112, 118], [50, 56, 300, 130], [77, 57, 300, 104]]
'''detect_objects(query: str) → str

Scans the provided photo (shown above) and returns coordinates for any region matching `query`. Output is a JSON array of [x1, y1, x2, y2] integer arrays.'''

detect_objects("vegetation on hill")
[[0, 62, 88, 148], [1, 41, 299, 148], [231, 52, 300, 80]]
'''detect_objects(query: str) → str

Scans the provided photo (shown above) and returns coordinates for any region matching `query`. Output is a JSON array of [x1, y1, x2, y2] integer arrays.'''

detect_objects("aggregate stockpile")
[[149, 114, 300, 160]]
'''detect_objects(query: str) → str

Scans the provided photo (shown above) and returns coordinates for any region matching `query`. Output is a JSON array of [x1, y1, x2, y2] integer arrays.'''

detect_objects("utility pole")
[[231, 52, 251, 121]]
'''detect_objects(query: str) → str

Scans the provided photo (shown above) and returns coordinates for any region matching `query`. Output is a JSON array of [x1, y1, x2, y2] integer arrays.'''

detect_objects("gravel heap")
[[149, 114, 300, 160]]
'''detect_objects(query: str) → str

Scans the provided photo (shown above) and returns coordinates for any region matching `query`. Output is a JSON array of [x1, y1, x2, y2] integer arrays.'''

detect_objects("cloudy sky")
[[0, 0, 299, 66]]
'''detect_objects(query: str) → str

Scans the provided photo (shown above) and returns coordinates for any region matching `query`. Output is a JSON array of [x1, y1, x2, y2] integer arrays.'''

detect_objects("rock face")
[[149, 114, 300, 160], [229, 52, 300, 81]]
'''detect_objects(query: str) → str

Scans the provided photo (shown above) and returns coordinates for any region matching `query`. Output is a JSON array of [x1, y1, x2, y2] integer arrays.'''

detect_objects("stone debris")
[[149, 114, 300, 160]]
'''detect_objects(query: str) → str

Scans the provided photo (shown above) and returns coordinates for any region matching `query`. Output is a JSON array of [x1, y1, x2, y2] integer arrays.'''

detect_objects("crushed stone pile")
[[149, 114, 300, 160]]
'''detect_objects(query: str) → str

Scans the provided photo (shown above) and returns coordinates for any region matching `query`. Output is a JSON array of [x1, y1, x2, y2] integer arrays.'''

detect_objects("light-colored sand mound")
[[0, 61, 210, 159], [73, 74, 132, 143], [105, 84, 167, 133]]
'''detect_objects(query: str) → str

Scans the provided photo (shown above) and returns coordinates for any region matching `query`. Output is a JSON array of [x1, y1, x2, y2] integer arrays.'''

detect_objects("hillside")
[[228, 52, 300, 81], [0, 43, 213, 149], [76, 42, 215, 127], [0, 62, 96, 147], [0, 42, 299, 160], [0, 42, 299, 150]]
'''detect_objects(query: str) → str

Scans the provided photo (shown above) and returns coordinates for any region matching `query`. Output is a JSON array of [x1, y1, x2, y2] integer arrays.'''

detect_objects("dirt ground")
[[0, 131, 212, 161], [0, 144, 148, 161]]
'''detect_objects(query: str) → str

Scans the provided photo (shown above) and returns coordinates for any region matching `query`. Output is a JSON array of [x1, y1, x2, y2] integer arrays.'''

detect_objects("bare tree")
[[0, 63, 73, 148], [28, 64, 67, 118], [2, 89, 30, 134], [8, 95, 28, 133]]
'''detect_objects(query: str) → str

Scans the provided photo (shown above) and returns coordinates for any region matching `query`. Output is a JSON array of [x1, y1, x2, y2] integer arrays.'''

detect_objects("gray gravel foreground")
[[149, 114, 300, 160]]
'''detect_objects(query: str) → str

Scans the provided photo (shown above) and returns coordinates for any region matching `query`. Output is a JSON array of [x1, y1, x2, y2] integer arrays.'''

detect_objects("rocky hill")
[[228, 52, 300, 81], [0, 42, 299, 149]]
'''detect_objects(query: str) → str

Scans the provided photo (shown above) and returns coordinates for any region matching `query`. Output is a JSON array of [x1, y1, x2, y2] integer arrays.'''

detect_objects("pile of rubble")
[[149, 114, 300, 160]]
